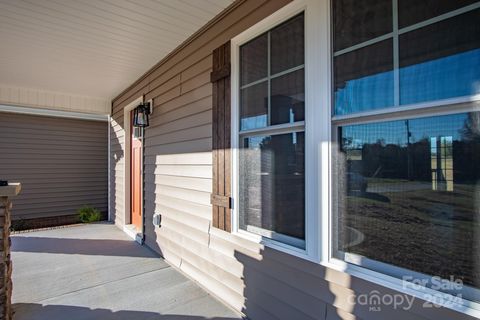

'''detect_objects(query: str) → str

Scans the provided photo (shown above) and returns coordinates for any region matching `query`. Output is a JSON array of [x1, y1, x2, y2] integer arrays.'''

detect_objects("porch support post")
[[0, 183, 21, 320]]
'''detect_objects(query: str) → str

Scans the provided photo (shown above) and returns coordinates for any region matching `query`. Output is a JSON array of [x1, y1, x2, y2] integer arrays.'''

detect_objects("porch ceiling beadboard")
[[0, 0, 233, 114]]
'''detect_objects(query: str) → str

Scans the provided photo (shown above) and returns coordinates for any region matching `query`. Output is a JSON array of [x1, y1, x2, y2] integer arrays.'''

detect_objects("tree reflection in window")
[[334, 112, 480, 291]]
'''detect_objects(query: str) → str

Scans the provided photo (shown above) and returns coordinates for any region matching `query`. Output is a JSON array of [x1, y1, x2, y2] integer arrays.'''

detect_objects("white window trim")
[[325, 0, 480, 316], [232, 0, 480, 316], [231, 0, 324, 262]]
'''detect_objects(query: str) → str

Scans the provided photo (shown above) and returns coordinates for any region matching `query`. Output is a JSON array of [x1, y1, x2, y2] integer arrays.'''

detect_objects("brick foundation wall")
[[0, 197, 12, 320]]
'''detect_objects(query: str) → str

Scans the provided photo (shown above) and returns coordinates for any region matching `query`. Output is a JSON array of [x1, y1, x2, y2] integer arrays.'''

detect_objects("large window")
[[237, 13, 306, 248], [332, 0, 480, 302]]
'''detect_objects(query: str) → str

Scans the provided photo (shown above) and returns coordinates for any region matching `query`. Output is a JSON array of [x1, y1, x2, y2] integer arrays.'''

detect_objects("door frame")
[[130, 109, 144, 231], [122, 96, 151, 242]]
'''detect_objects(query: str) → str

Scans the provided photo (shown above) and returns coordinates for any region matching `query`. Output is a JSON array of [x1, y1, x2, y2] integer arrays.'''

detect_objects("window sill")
[[232, 229, 319, 263], [322, 258, 480, 318]]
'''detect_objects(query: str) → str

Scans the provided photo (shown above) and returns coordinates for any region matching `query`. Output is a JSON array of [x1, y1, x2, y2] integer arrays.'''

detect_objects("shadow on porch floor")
[[11, 222, 243, 320]]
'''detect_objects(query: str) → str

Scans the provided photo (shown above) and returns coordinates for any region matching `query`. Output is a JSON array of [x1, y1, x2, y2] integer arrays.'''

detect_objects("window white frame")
[[327, 0, 480, 315], [232, 0, 480, 316], [231, 0, 326, 262]]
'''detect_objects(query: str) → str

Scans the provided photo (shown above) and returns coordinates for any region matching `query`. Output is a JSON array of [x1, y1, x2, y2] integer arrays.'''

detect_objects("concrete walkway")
[[11, 223, 243, 320]]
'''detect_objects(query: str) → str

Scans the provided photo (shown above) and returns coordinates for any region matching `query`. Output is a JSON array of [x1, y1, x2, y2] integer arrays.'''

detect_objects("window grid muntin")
[[333, 2, 480, 57], [333, 1, 480, 114], [240, 64, 305, 90]]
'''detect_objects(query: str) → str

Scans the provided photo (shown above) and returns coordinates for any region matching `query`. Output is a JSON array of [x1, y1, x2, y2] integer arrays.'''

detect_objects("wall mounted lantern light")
[[133, 102, 151, 128]]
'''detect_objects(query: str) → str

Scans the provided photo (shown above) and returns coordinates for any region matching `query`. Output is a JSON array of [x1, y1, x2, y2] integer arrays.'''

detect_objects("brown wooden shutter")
[[210, 41, 232, 232]]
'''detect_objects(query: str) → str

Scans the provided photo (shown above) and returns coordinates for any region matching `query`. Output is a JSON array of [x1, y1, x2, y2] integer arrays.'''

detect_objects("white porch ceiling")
[[0, 0, 233, 106]]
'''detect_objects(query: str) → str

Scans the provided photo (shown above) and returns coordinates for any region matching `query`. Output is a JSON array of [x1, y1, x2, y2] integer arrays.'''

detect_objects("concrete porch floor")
[[11, 223, 243, 320]]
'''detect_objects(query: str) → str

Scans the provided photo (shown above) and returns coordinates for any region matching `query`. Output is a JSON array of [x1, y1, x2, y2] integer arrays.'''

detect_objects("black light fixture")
[[133, 102, 151, 128]]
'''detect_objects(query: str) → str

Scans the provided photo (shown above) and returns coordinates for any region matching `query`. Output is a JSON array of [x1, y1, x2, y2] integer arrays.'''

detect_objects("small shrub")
[[77, 206, 102, 223], [10, 219, 27, 232]]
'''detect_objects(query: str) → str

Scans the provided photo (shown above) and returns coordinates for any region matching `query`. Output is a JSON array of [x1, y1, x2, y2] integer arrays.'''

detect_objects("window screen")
[[238, 13, 306, 248]]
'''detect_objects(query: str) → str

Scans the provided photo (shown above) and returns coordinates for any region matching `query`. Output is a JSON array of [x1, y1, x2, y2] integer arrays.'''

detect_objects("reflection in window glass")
[[334, 40, 394, 115], [333, 0, 392, 51], [399, 9, 480, 105], [398, 0, 478, 28], [270, 13, 304, 74], [239, 13, 305, 129], [332, 2, 480, 116], [240, 82, 268, 131], [240, 34, 268, 86], [271, 69, 305, 125], [239, 132, 305, 247], [333, 112, 480, 293]]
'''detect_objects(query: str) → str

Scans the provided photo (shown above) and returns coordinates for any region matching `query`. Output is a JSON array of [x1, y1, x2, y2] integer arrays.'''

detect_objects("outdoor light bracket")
[[137, 102, 151, 115], [144, 101, 152, 115]]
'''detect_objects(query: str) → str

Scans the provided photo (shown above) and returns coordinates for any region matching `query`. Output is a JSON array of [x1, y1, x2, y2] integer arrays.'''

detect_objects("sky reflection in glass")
[[400, 49, 480, 105], [334, 49, 480, 115], [334, 70, 394, 116]]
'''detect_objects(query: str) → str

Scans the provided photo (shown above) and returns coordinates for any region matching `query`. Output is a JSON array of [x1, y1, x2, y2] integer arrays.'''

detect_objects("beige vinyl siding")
[[110, 1, 476, 319], [0, 111, 107, 221]]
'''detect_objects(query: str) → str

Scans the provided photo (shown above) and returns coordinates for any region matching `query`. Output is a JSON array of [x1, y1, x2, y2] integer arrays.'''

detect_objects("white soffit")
[[0, 0, 234, 113]]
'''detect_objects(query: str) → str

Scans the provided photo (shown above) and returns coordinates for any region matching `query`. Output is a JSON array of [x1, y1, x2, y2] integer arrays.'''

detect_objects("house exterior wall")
[[110, 1, 476, 319], [0, 111, 108, 226]]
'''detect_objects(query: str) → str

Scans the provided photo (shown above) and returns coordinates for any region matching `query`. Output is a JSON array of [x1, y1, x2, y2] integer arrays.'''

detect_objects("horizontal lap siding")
[[0, 112, 107, 220], [109, 1, 472, 319]]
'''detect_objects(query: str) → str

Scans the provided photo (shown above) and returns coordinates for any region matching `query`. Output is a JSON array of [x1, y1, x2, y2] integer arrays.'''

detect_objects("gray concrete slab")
[[11, 222, 243, 320]]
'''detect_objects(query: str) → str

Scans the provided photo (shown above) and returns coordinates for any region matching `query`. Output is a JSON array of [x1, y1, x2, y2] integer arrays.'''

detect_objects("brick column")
[[0, 184, 21, 320]]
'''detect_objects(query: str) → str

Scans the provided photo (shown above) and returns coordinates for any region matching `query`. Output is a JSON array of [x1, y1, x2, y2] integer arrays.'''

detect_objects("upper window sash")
[[332, 1, 480, 117], [333, 2, 480, 57], [239, 12, 305, 132]]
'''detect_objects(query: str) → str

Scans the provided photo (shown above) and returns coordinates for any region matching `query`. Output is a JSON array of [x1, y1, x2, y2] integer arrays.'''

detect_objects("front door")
[[130, 110, 143, 231]]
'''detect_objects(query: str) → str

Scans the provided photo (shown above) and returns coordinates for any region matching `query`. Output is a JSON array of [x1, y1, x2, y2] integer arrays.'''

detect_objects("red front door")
[[131, 111, 143, 231]]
